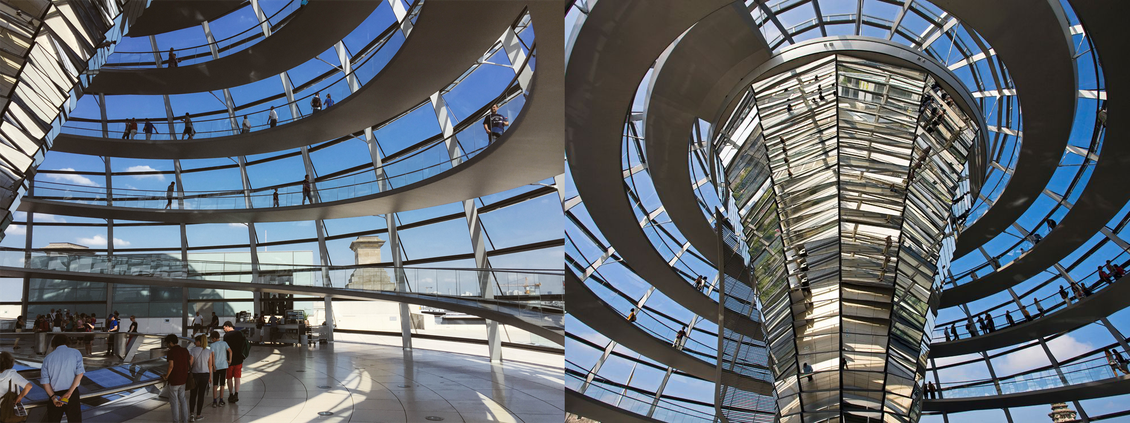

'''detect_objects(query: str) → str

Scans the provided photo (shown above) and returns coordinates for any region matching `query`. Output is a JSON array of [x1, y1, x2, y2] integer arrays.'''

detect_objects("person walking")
[[302, 177, 314, 205], [1005, 310, 1015, 327], [191, 312, 203, 337], [143, 119, 158, 140], [482, 104, 509, 142], [163, 334, 191, 423], [167, 48, 178, 68], [209, 331, 231, 408], [273, 188, 279, 207], [165, 181, 176, 210], [1060, 285, 1071, 304], [222, 322, 247, 403], [801, 362, 814, 382], [128, 118, 138, 139], [1108, 259, 1126, 279], [105, 314, 119, 357], [985, 312, 995, 332], [1100, 265, 1112, 285], [241, 115, 251, 134], [324, 93, 334, 108], [268, 106, 278, 128], [127, 315, 138, 345], [182, 113, 195, 140], [41, 335, 85, 422], [188, 335, 213, 421], [626, 308, 637, 323]]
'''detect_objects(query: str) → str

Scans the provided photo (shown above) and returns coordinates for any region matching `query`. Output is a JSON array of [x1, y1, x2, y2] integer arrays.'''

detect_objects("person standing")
[[163, 334, 191, 423], [273, 188, 279, 207], [241, 115, 251, 134], [83, 315, 94, 356], [268, 106, 278, 128], [182, 113, 195, 140], [12, 315, 23, 350], [167, 48, 178, 68], [209, 312, 219, 334], [52, 313, 62, 333], [0, 352, 33, 409], [209, 331, 231, 408], [106, 314, 119, 357], [191, 312, 203, 337], [222, 322, 246, 403], [324, 94, 334, 108], [143, 119, 158, 140], [128, 118, 138, 139], [311, 93, 322, 113], [165, 181, 176, 210], [672, 327, 686, 348], [41, 335, 84, 422], [188, 335, 213, 421], [482, 104, 509, 142], [128, 315, 138, 346]]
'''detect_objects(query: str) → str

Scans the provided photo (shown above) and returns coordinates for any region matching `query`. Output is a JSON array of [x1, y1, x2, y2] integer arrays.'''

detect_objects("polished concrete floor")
[[82, 333, 564, 422]]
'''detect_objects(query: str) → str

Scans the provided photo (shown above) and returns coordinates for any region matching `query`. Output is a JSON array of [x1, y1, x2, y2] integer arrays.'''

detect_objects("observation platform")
[[943, 0, 1076, 257], [87, 1, 380, 95], [0, 254, 563, 346], [565, 273, 773, 396], [54, 0, 530, 160], [933, 277, 1130, 357], [565, 0, 765, 342], [940, 0, 1129, 308], [923, 374, 1130, 413]]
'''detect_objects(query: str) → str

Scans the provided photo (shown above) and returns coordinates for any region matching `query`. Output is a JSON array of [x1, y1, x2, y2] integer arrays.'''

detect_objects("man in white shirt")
[[191, 312, 203, 337], [269, 106, 279, 128]]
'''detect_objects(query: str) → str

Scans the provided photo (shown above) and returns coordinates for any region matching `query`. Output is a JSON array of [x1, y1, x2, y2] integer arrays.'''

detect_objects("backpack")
[[241, 335, 251, 359], [0, 379, 26, 423]]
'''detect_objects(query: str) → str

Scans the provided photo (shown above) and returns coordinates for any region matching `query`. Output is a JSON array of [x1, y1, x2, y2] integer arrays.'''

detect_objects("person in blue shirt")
[[41, 335, 85, 422], [143, 119, 158, 140], [106, 315, 119, 357], [482, 104, 509, 142], [324, 94, 334, 108]]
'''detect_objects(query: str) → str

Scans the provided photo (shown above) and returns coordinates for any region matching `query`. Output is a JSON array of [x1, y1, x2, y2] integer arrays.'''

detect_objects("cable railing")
[[0, 251, 564, 317], [32, 84, 526, 210], [935, 355, 1119, 399], [104, 0, 300, 68], [60, 0, 427, 140]]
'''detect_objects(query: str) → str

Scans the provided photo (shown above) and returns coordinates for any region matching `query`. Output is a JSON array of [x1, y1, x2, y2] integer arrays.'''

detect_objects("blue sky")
[[2, 0, 559, 292]]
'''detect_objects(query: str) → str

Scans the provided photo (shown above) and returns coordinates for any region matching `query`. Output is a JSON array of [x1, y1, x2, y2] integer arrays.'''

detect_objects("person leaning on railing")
[[0, 351, 33, 413]]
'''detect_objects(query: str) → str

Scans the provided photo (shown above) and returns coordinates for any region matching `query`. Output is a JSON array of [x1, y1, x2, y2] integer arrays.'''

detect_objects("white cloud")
[[124, 165, 165, 181], [5, 225, 25, 236], [228, 223, 248, 228], [43, 168, 99, 187], [997, 334, 1092, 374], [76, 235, 130, 247]]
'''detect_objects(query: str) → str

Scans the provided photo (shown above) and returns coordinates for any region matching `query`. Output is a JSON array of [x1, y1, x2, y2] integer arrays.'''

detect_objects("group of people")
[[310, 92, 334, 114], [25, 309, 135, 357], [164, 322, 248, 423], [120, 118, 161, 140], [189, 311, 221, 338], [944, 259, 1129, 342], [923, 381, 942, 399]]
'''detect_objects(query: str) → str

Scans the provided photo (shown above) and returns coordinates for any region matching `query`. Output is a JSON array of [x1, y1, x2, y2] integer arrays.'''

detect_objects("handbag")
[[0, 380, 26, 423]]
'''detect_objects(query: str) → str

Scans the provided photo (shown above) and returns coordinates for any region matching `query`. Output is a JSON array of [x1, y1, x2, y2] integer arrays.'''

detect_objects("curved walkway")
[[942, 0, 1076, 257], [54, 0, 525, 160], [565, 273, 773, 395], [566, 0, 765, 342], [93, 337, 565, 423], [566, 390, 661, 423], [19, 3, 562, 224], [939, 0, 1129, 308], [932, 278, 1130, 357], [0, 263, 563, 346], [87, 1, 380, 95], [128, 0, 245, 37], [923, 375, 1130, 413], [643, 2, 771, 282]]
